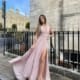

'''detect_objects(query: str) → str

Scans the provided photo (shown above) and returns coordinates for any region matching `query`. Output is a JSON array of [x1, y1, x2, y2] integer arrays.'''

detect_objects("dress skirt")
[[9, 34, 51, 80]]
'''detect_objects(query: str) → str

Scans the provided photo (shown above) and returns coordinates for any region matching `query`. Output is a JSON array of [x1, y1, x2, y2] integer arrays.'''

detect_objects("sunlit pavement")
[[0, 53, 72, 80]]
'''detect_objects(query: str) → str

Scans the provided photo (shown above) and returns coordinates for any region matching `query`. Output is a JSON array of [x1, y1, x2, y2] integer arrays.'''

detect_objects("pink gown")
[[8, 24, 51, 80]]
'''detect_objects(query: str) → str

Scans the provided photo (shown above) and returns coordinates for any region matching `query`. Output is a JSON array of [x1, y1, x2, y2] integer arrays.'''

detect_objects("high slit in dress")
[[8, 24, 51, 80]]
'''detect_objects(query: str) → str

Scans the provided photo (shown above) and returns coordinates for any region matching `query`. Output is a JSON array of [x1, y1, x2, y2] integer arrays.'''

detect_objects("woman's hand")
[[49, 27, 54, 37], [31, 43, 36, 49]]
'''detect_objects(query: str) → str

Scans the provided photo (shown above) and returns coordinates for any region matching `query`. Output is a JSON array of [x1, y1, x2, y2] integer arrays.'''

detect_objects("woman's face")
[[40, 16, 45, 24], [39, 15, 46, 25]]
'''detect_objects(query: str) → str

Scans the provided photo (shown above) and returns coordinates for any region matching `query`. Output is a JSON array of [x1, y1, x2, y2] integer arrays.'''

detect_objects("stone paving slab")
[[0, 53, 72, 80], [50, 72, 72, 80]]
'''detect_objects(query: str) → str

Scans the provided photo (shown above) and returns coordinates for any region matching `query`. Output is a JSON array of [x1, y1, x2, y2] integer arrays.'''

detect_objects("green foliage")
[[12, 24, 17, 32], [25, 22, 30, 29], [0, 23, 2, 30]]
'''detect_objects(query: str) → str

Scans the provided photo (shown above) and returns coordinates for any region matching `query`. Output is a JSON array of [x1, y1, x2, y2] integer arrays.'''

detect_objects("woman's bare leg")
[[37, 48, 47, 80]]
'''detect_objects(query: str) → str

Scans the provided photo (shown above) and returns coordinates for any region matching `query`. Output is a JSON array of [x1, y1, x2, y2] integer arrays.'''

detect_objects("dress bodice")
[[39, 24, 50, 40], [40, 24, 50, 35]]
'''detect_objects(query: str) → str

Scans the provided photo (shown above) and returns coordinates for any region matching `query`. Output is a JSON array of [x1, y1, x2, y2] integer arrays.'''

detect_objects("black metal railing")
[[0, 31, 35, 56], [1, 31, 80, 73], [50, 31, 80, 73]]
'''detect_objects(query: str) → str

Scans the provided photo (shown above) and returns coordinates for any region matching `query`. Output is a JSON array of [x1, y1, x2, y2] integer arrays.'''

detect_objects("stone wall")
[[30, 0, 61, 31], [63, 0, 80, 31], [30, 0, 80, 31]]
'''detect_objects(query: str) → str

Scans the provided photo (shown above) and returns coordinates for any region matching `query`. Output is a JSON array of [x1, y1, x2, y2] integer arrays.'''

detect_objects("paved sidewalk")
[[0, 53, 72, 80]]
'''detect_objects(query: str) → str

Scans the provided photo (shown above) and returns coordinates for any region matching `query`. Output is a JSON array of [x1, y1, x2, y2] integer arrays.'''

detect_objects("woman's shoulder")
[[46, 24, 51, 29]]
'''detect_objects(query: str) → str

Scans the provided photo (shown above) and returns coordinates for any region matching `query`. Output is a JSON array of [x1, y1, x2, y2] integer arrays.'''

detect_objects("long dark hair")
[[35, 14, 47, 38]]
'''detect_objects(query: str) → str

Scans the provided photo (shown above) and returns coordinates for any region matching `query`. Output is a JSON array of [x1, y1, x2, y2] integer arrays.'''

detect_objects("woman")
[[9, 14, 53, 80]]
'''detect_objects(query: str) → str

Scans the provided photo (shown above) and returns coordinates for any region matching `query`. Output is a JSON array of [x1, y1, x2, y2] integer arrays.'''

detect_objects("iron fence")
[[0, 31, 80, 73], [0, 31, 34, 55], [50, 31, 80, 73]]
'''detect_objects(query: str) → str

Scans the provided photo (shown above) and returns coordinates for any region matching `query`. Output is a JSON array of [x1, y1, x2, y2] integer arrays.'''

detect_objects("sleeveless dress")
[[9, 24, 51, 80]]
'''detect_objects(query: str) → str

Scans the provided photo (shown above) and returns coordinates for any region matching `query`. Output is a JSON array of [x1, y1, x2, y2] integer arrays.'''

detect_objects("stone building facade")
[[0, 8, 29, 31], [30, 0, 61, 31], [30, 0, 80, 31]]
